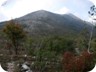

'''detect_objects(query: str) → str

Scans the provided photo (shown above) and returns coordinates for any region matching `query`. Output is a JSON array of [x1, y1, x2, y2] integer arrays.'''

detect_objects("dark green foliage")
[[24, 36, 75, 56], [90, 38, 96, 52], [21, 35, 75, 72], [74, 27, 90, 51]]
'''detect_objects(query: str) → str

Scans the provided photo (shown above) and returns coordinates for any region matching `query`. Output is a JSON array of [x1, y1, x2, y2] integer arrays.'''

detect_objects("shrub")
[[62, 50, 95, 72]]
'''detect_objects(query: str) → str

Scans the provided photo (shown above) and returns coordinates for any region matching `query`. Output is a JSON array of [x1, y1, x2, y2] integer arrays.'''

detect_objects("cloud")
[[55, 7, 70, 14], [0, 13, 8, 22], [0, 0, 94, 22], [0, 0, 54, 21], [89, 0, 96, 5]]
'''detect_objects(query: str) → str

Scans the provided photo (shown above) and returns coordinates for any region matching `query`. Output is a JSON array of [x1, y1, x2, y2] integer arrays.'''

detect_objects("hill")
[[0, 10, 91, 36]]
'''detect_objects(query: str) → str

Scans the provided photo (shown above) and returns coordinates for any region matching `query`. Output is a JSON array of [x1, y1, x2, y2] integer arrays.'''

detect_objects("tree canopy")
[[3, 20, 26, 55]]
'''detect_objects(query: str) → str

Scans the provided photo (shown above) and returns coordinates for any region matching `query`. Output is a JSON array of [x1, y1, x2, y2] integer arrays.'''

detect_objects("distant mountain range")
[[0, 10, 92, 36]]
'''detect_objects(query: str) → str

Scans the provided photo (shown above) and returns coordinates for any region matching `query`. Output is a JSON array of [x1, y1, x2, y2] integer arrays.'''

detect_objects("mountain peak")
[[31, 10, 51, 14], [32, 10, 54, 15], [36, 10, 49, 12], [18, 10, 56, 20]]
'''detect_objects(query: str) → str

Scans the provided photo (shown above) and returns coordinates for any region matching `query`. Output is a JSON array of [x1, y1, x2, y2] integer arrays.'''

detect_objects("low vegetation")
[[0, 20, 96, 72]]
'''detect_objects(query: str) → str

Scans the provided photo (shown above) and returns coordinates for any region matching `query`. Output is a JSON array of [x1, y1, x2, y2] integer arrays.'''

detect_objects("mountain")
[[0, 10, 91, 36]]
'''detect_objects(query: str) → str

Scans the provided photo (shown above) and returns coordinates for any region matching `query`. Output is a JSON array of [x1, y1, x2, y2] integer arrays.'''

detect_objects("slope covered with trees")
[[0, 10, 96, 72]]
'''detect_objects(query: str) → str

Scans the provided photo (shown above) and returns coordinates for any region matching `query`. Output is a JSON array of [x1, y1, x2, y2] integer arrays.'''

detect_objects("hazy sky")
[[0, 0, 95, 22]]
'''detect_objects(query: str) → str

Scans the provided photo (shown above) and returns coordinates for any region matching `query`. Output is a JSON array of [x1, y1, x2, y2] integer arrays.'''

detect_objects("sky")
[[0, 0, 95, 22]]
